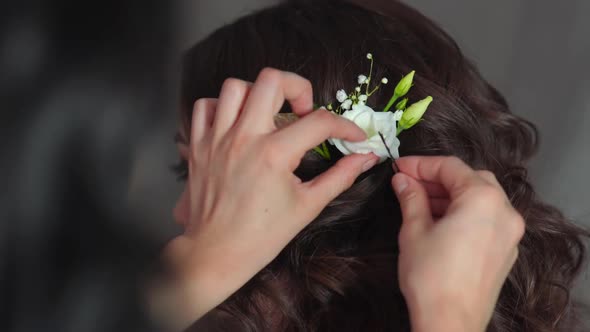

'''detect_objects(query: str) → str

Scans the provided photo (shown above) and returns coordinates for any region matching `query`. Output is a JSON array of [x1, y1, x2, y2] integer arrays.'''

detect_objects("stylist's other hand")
[[155, 68, 378, 330], [391, 156, 524, 332]]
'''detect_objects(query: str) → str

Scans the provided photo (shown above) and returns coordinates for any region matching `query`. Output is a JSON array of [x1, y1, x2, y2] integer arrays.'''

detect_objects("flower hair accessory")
[[272, 53, 432, 169], [313, 53, 433, 165]]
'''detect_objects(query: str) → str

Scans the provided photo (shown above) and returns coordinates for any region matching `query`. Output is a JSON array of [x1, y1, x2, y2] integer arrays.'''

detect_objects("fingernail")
[[362, 157, 378, 172], [392, 174, 409, 194]]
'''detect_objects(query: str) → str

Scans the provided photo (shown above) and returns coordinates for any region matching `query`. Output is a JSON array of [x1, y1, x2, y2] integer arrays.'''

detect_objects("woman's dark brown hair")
[[179, 0, 589, 330]]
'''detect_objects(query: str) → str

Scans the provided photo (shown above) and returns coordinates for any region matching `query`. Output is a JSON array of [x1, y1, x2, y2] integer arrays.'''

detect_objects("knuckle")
[[511, 213, 526, 240], [258, 67, 282, 82], [447, 156, 465, 167], [193, 98, 209, 112], [339, 167, 357, 189], [471, 184, 504, 208], [301, 78, 313, 94], [221, 77, 245, 92], [477, 170, 497, 182], [400, 189, 419, 204], [312, 108, 335, 123]]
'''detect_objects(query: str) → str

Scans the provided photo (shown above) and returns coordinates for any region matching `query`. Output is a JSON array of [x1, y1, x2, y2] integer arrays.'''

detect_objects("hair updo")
[[180, 0, 589, 330]]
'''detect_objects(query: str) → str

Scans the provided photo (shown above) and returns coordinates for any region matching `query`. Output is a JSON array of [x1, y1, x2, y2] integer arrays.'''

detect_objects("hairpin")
[[378, 131, 399, 173]]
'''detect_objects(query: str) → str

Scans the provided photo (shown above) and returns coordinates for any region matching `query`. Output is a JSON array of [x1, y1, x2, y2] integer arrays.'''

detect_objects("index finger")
[[239, 68, 314, 133], [395, 156, 479, 199]]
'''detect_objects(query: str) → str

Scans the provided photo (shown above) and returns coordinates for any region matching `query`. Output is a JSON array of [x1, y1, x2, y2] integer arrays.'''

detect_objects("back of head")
[[181, 1, 588, 331]]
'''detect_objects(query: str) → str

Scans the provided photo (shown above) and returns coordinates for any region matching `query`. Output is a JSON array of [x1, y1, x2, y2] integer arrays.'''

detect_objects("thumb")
[[392, 173, 433, 244], [303, 153, 379, 215]]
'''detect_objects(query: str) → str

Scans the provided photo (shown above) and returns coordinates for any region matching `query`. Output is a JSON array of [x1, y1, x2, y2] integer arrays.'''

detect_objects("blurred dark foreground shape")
[[1, 1, 177, 331]]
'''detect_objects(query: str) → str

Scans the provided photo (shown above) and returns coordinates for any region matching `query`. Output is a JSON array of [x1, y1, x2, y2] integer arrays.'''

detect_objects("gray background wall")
[[129, 0, 590, 310]]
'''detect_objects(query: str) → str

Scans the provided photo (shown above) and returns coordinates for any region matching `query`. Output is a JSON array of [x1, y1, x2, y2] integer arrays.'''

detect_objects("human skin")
[[392, 157, 524, 332], [148, 68, 524, 332]]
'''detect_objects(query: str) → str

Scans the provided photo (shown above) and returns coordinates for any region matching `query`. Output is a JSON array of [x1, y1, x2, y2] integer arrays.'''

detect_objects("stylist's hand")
[[154, 69, 379, 330], [392, 156, 525, 332]]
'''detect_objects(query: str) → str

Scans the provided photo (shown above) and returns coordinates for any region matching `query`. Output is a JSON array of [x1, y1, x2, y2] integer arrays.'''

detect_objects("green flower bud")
[[383, 70, 416, 112], [394, 70, 415, 99], [395, 98, 409, 110], [399, 96, 433, 130]]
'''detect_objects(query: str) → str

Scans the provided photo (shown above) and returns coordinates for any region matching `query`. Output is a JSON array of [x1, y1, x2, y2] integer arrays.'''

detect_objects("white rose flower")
[[336, 89, 348, 103], [352, 101, 366, 110], [331, 105, 400, 162]]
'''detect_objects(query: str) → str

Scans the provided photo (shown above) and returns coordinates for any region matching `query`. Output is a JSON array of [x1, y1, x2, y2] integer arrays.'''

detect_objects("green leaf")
[[313, 145, 330, 160], [322, 142, 331, 159]]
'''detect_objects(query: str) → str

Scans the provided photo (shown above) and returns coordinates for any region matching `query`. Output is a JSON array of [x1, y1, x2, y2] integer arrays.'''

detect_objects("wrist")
[[146, 236, 201, 331], [149, 234, 255, 331], [407, 297, 477, 332]]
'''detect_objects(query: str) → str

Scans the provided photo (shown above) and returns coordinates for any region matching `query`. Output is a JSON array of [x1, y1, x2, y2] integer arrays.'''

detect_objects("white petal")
[[336, 90, 348, 103], [371, 112, 394, 134], [330, 104, 400, 163], [354, 111, 374, 132], [332, 138, 353, 155]]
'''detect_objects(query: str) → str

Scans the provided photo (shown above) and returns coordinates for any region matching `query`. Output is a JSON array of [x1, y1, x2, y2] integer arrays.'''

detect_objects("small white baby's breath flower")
[[355, 86, 361, 92], [358, 75, 367, 84], [366, 53, 373, 59], [359, 94, 368, 102], [381, 78, 389, 84], [341, 99, 353, 110], [336, 89, 348, 103]]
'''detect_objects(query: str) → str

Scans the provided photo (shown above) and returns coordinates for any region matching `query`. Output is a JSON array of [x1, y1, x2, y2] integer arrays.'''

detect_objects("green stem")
[[383, 93, 400, 112], [366, 57, 374, 95], [367, 85, 380, 97]]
